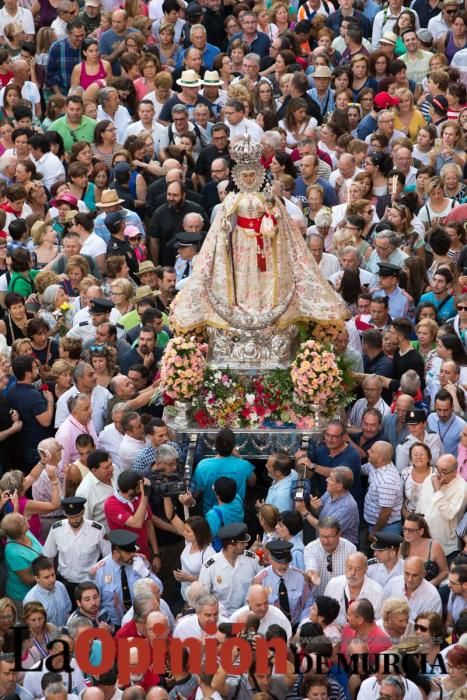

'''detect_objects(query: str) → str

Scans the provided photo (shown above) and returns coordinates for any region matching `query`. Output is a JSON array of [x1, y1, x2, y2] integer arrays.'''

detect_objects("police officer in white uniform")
[[42, 496, 111, 604], [253, 540, 314, 628], [93, 529, 163, 628], [67, 297, 118, 344], [367, 532, 404, 588], [174, 232, 201, 287], [198, 523, 260, 616], [395, 408, 444, 472]]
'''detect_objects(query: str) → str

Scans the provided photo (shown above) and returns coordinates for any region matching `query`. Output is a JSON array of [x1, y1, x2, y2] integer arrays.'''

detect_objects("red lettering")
[[168, 638, 203, 674], [74, 628, 115, 676], [256, 638, 288, 674], [117, 638, 151, 686]]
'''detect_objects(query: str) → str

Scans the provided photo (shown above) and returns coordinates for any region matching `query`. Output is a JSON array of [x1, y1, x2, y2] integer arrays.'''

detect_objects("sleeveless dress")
[[446, 31, 467, 64], [80, 60, 108, 90]]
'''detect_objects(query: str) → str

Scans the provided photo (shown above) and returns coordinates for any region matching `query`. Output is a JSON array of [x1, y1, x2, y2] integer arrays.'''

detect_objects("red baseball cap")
[[374, 92, 400, 110]]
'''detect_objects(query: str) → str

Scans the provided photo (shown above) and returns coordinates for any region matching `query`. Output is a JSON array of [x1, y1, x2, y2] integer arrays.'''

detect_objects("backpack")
[[211, 507, 225, 552]]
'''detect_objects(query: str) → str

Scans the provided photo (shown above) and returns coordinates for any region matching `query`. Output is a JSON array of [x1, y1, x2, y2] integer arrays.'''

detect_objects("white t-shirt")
[[80, 232, 107, 259], [0, 6, 34, 36]]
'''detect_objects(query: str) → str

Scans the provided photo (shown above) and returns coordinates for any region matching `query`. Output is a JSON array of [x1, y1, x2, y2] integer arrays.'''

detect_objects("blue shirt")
[[23, 582, 71, 627], [307, 87, 335, 117], [427, 412, 465, 457], [228, 30, 271, 57], [176, 42, 220, 70], [46, 37, 81, 94], [94, 207, 144, 244], [294, 176, 338, 207], [326, 9, 372, 39], [205, 495, 245, 535], [308, 442, 363, 511], [373, 286, 410, 320], [362, 0, 380, 21], [93, 554, 163, 625], [357, 113, 378, 140], [6, 382, 52, 448], [319, 491, 360, 545], [191, 454, 254, 513], [265, 470, 298, 512], [98, 27, 138, 75], [418, 292, 456, 323]]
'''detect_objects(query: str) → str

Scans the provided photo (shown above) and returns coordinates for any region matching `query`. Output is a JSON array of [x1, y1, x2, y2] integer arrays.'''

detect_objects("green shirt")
[[49, 115, 97, 153], [8, 269, 40, 297]]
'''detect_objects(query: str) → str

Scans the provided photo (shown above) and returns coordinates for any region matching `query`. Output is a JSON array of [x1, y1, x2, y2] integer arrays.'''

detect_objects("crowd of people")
[[0, 0, 466, 699]]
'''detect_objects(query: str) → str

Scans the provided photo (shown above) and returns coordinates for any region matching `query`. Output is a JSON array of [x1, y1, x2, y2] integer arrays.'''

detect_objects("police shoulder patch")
[[79, 321, 89, 327], [244, 550, 256, 559], [92, 522, 103, 530], [204, 558, 215, 568], [52, 520, 63, 529]]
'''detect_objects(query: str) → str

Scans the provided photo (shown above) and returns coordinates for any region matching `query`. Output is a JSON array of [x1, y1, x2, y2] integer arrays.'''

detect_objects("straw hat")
[[134, 285, 160, 302], [96, 190, 125, 208], [136, 261, 158, 276], [176, 69, 203, 88], [202, 70, 223, 86]]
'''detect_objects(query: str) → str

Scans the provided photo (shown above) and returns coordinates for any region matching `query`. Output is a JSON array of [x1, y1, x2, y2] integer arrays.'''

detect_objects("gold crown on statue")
[[232, 133, 263, 167]]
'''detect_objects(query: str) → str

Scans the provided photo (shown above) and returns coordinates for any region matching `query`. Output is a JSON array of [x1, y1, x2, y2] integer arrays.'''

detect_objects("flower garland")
[[160, 336, 206, 400], [291, 339, 341, 406]]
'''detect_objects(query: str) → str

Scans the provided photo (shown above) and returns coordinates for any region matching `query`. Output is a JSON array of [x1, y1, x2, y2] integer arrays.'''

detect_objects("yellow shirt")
[[393, 109, 427, 143]]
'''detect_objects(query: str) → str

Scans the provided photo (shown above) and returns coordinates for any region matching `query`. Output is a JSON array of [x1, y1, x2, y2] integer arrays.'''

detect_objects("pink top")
[[80, 59, 108, 90], [134, 77, 153, 100], [19, 497, 42, 543], [458, 444, 467, 480]]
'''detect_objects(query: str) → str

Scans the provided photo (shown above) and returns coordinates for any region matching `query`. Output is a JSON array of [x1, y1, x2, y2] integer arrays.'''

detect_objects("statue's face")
[[241, 169, 257, 188]]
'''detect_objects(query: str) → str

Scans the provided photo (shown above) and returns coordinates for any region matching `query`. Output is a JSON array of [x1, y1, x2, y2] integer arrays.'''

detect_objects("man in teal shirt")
[[191, 428, 256, 514], [206, 476, 245, 536], [49, 94, 96, 153]]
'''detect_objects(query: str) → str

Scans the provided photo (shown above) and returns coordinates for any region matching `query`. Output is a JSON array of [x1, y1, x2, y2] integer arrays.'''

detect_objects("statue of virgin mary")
[[170, 135, 346, 343]]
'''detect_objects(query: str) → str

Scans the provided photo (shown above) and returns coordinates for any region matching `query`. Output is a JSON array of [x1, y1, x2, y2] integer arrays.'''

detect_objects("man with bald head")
[[230, 584, 292, 640], [384, 556, 443, 617], [418, 454, 467, 560], [382, 393, 413, 448], [324, 552, 384, 627], [99, 9, 138, 76], [362, 441, 402, 541], [340, 598, 392, 658]]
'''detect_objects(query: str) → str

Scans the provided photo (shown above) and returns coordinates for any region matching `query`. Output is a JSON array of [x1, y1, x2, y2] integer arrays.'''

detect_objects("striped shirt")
[[362, 462, 403, 526], [348, 397, 391, 429], [304, 537, 356, 597]]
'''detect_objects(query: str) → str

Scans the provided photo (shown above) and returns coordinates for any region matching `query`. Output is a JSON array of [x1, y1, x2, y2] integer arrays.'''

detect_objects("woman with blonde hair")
[[305, 184, 324, 226], [49, 359, 74, 400], [157, 23, 180, 70], [378, 597, 413, 642], [22, 602, 57, 660], [393, 88, 426, 143], [0, 466, 61, 544], [0, 598, 16, 651], [430, 121, 467, 175], [256, 503, 280, 548], [10, 338, 33, 359], [110, 278, 134, 316], [349, 54, 377, 100], [269, 2, 290, 34], [387, 202, 425, 261], [31, 221, 58, 268], [418, 176, 459, 229]]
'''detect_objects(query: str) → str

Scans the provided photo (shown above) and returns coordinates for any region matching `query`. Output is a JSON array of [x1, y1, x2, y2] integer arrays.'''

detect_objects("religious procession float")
[[159, 135, 353, 455]]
